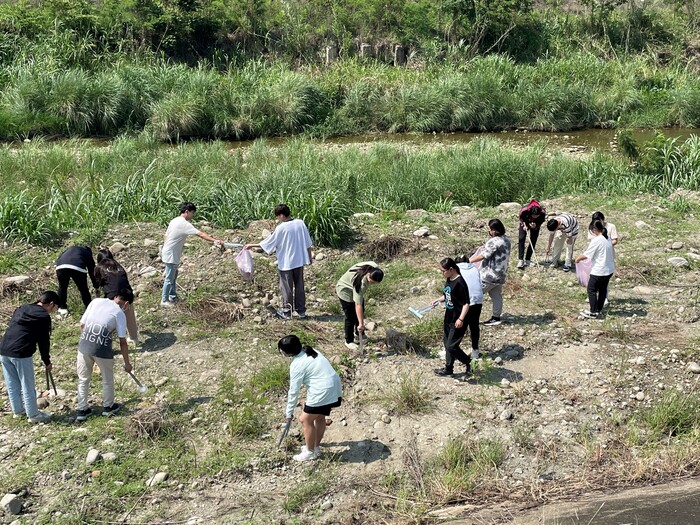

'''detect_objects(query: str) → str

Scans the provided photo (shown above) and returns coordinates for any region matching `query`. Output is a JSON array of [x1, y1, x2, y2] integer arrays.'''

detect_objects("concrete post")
[[325, 43, 338, 66], [394, 45, 405, 66]]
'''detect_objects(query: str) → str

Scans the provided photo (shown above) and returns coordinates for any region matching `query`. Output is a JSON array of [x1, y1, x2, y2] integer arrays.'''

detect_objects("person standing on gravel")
[[75, 289, 134, 422], [161, 202, 222, 307], [433, 258, 473, 378], [335, 261, 384, 351], [576, 219, 615, 319], [55, 245, 98, 315], [279, 334, 342, 462], [517, 200, 546, 269], [245, 204, 313, 319], [94, 248, 139, 345], [545, 213, 579, 271], [467, 219, 511, 327], [1, 291, 59, 424]]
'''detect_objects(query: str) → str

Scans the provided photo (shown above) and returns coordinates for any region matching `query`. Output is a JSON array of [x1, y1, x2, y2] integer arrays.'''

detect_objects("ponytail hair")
[[589, 219, 608, 239], [351, 264, 384, 293], [278, 334, 318, 358], [591, 211, 605, 222], [440, 257, 461, 275]]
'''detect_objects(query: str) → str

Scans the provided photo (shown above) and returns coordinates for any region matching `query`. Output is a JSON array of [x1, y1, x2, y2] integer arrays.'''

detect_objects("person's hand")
[[455, 319, 463, 329], [45, 364, 52, 372], [286, 416, 293, 423], [244, 244, 254, 250], [566, 237, 573, 245], [357, 324, 364, 333], [431, 299, 440, 308], [529, 222, 536, 229], [123, 362, 133, 373]]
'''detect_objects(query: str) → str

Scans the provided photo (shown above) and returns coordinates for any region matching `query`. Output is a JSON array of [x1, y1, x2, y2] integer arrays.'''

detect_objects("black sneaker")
[[563, 265, 572, 272], [102, 403, 121, 417], [76, 408, 92, 422], [483, 317, 502, 326], [434, 368, 454, 376]]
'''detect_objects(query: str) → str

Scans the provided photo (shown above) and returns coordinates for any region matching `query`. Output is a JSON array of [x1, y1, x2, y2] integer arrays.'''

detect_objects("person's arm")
[[285, 363, 304, 418], [468, 254, 485, 263], [196, 231, 220, 244], [307, 246, 313, 266], [38, 317, 52, 369], [575, 254, 588, 263], [355, 302, 365, 333], [431, 296, 445, 307], [118, 337, 132, 373], [244, 243, 261, 250], [455, 303, 469, 330], [545, 231, 555, 254], [86, 253, 98, 289]]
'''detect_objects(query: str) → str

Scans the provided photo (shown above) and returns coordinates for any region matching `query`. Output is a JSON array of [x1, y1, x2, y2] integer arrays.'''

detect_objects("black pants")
[[444, 322, 471, 372], [339, 298, 362, 344], [518, 224, 540, 260], [587, 273, 612, 313], [56, 268, 92, 309], [465, 303, 482, 350]]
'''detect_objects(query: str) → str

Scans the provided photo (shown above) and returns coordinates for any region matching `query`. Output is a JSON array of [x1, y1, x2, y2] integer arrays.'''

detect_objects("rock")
[[315, 253, 326, 261], [138, 265, 159, 277], [686, 252, 700, 261], [86, 449, 102, 465], [109, 242, 126, 254], [155, 377, 168, 387], [37, 397, 50, 409], [381, 414, 391, 424], [261, 229, 272, 239], [146, 472, 169, 487], [635, 220, 651, 229], [242, 298, 252, 308], [320, 501, 333, 511], [413, 227, 430, 237], [3, 275, 30, 286], [670, 241, 684, 250], [410, 286, 422, 294], [501, 378, 511, 387], [353, 212, 375, 218], [1, 493, 21, 515], [102, 452, 117, 462], [497, 202, 520, 210], [494, 356, 503, 365], [61, 470, 71, 481], [499, 409, 514, 421], [580, 369, 593, 375], [668, 256, 690, 268], [428, 235, 439, 240], [635, 392, 645, 401], [365, 321, 376, 331], [144, 238, 158, 247], [687, 362, 700, 374], [253, 316, 263, 324]]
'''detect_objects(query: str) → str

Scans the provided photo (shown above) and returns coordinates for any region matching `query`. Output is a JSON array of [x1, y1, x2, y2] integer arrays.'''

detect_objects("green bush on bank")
[[2, 135, 699, 246]]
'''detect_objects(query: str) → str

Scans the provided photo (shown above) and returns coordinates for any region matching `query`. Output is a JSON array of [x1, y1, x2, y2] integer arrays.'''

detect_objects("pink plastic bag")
[[235, 249, 254, 284], [576, 259, 592, 287]]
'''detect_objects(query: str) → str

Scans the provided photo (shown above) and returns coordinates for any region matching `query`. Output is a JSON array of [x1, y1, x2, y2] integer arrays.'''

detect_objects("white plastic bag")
[[235, 249, 254, 284]]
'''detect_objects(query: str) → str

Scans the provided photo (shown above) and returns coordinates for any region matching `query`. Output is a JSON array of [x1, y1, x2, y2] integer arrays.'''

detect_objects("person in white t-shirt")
[[575, 219, 615, 319], [161, 202, 221, 307], [75, 289, 134, 422], [244, 204, 313, 319]]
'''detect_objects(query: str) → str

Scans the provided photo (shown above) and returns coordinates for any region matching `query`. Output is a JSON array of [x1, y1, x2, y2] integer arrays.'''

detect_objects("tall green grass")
[[1, 134, 699, 246]]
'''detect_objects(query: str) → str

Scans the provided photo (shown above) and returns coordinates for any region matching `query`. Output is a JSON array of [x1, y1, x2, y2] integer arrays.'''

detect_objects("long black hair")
[[589, 219, 608, 239], [351, 264, 384, 293], [440, 257, 461, 275], [278, 334, 318, 358], [95, 248, 123, 274]]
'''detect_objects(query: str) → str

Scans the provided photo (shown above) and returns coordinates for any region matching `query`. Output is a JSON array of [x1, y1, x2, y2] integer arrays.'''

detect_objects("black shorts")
[[303, 397, 342, 416]]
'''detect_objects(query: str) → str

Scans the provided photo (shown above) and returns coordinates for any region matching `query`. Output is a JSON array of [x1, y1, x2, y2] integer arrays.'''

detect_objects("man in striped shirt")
[[545, 213, 579, 271]]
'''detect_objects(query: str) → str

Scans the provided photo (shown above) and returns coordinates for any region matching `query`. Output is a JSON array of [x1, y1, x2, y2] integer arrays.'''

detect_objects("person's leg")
[[597, 274, 613, 313], [339, 299, 358, 344], [56, 269, 71, 309], [76, 351, 94, 411], [162, 263, 177, 303], [13, 357, 40, 418], [1, 356, 25, 415], [467, 304, 482, 354], [94, 357, 115, 409], [488, 284, 504, 318], [564, 237, 576, 268], [443, 321, 455, 372], [550, 231, 565, 265], [527, 228, 540, 261], [124, 304, 138, 342], [586, 274, 600, 312], [517, 224, 527, 261], [278, 269, 293, 313], [445, 324, 471, 371], [71, 270, 92, 308], [313, 414, 327, 448], [300, 411, 318, 451], [292, 266, 306, 315]]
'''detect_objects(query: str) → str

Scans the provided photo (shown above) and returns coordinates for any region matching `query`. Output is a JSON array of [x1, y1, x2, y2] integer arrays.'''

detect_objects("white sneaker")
[[28, 410, 52, 424], [471, 349, 480, 360], [160, 301, 174, 307], [580, 310, 598, 319], [12, 412, 26, 419], [344, 342, 359, 351], [314, 446, 321, 457], [58, 308, 69, 316], [293, 446, 317, 462], [517, 259, 525, 269], [126, 337, 139, 346], [603, 298, 609, 308]]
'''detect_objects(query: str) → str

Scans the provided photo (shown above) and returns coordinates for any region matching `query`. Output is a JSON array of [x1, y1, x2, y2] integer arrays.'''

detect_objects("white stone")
[[146, 472, 169, 486], [670, 241, 684, 250], [110, 242, 126, 254], [320, 501, 333, 511], [102, 452, 117, 462], [635, 392, 645, 401], [86, 449, 102, 465], [635, 220, 651, 229], [138, 265, 159, 277], [1, 494, 21, 515], [315, 253, 326, 261], [501, 378, 511, 387], [668, 256, 690, 268], [413, 227, 430, 237], [687, 362, 700, 374], [4, 275, 31, 286], [499, 410, 514, 421], [381, 414, 391, 424], [497, 202, 521, 210], [352, 212, 375, 218], [365, 321, 376, 331], [144, 238, 158, 247]]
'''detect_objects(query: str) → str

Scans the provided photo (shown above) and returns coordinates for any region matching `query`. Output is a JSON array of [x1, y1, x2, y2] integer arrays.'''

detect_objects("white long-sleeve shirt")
[[285, 349, 342, 418]]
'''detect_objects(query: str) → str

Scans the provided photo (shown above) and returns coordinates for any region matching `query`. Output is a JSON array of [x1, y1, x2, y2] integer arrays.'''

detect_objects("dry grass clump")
[[188, 297, 244, 325], [385, 328, 416, 353], [362, 236, 409, 262], [126, 404, 169, 439]]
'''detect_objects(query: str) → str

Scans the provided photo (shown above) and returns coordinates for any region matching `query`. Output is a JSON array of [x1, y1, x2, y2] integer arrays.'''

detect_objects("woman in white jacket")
[[575, 219, 615, 319], [279, 334, 342, 462]]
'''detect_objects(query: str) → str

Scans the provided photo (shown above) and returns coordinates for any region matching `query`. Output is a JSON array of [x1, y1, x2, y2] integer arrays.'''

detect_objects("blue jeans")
[[1, 355, 40, 418], [161, 263, 179, 302]]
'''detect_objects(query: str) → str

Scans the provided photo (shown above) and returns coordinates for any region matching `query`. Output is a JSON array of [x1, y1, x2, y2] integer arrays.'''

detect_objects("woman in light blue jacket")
[[279, 335, 342, 462]]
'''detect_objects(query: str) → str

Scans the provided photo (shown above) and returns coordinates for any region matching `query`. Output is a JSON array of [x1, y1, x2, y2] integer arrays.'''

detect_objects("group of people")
[[1, 200, 617, 465]]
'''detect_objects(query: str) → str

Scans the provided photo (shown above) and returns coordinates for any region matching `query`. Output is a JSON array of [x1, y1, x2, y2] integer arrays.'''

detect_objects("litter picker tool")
[[277, 419, 292, 449], [408, 304, 437, 320], [223, 242, 243, 249], [127, 371, 148, 394], [46, 369, 58, 396]]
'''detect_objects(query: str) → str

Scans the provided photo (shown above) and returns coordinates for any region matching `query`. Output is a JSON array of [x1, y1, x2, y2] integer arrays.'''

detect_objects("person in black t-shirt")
[[430, 258, 472, 378]]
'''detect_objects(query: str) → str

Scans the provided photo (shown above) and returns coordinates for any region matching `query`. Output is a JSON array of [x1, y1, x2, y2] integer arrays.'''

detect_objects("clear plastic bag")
[[235, 249, 254, 284], [576, 259, 592, 287]]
